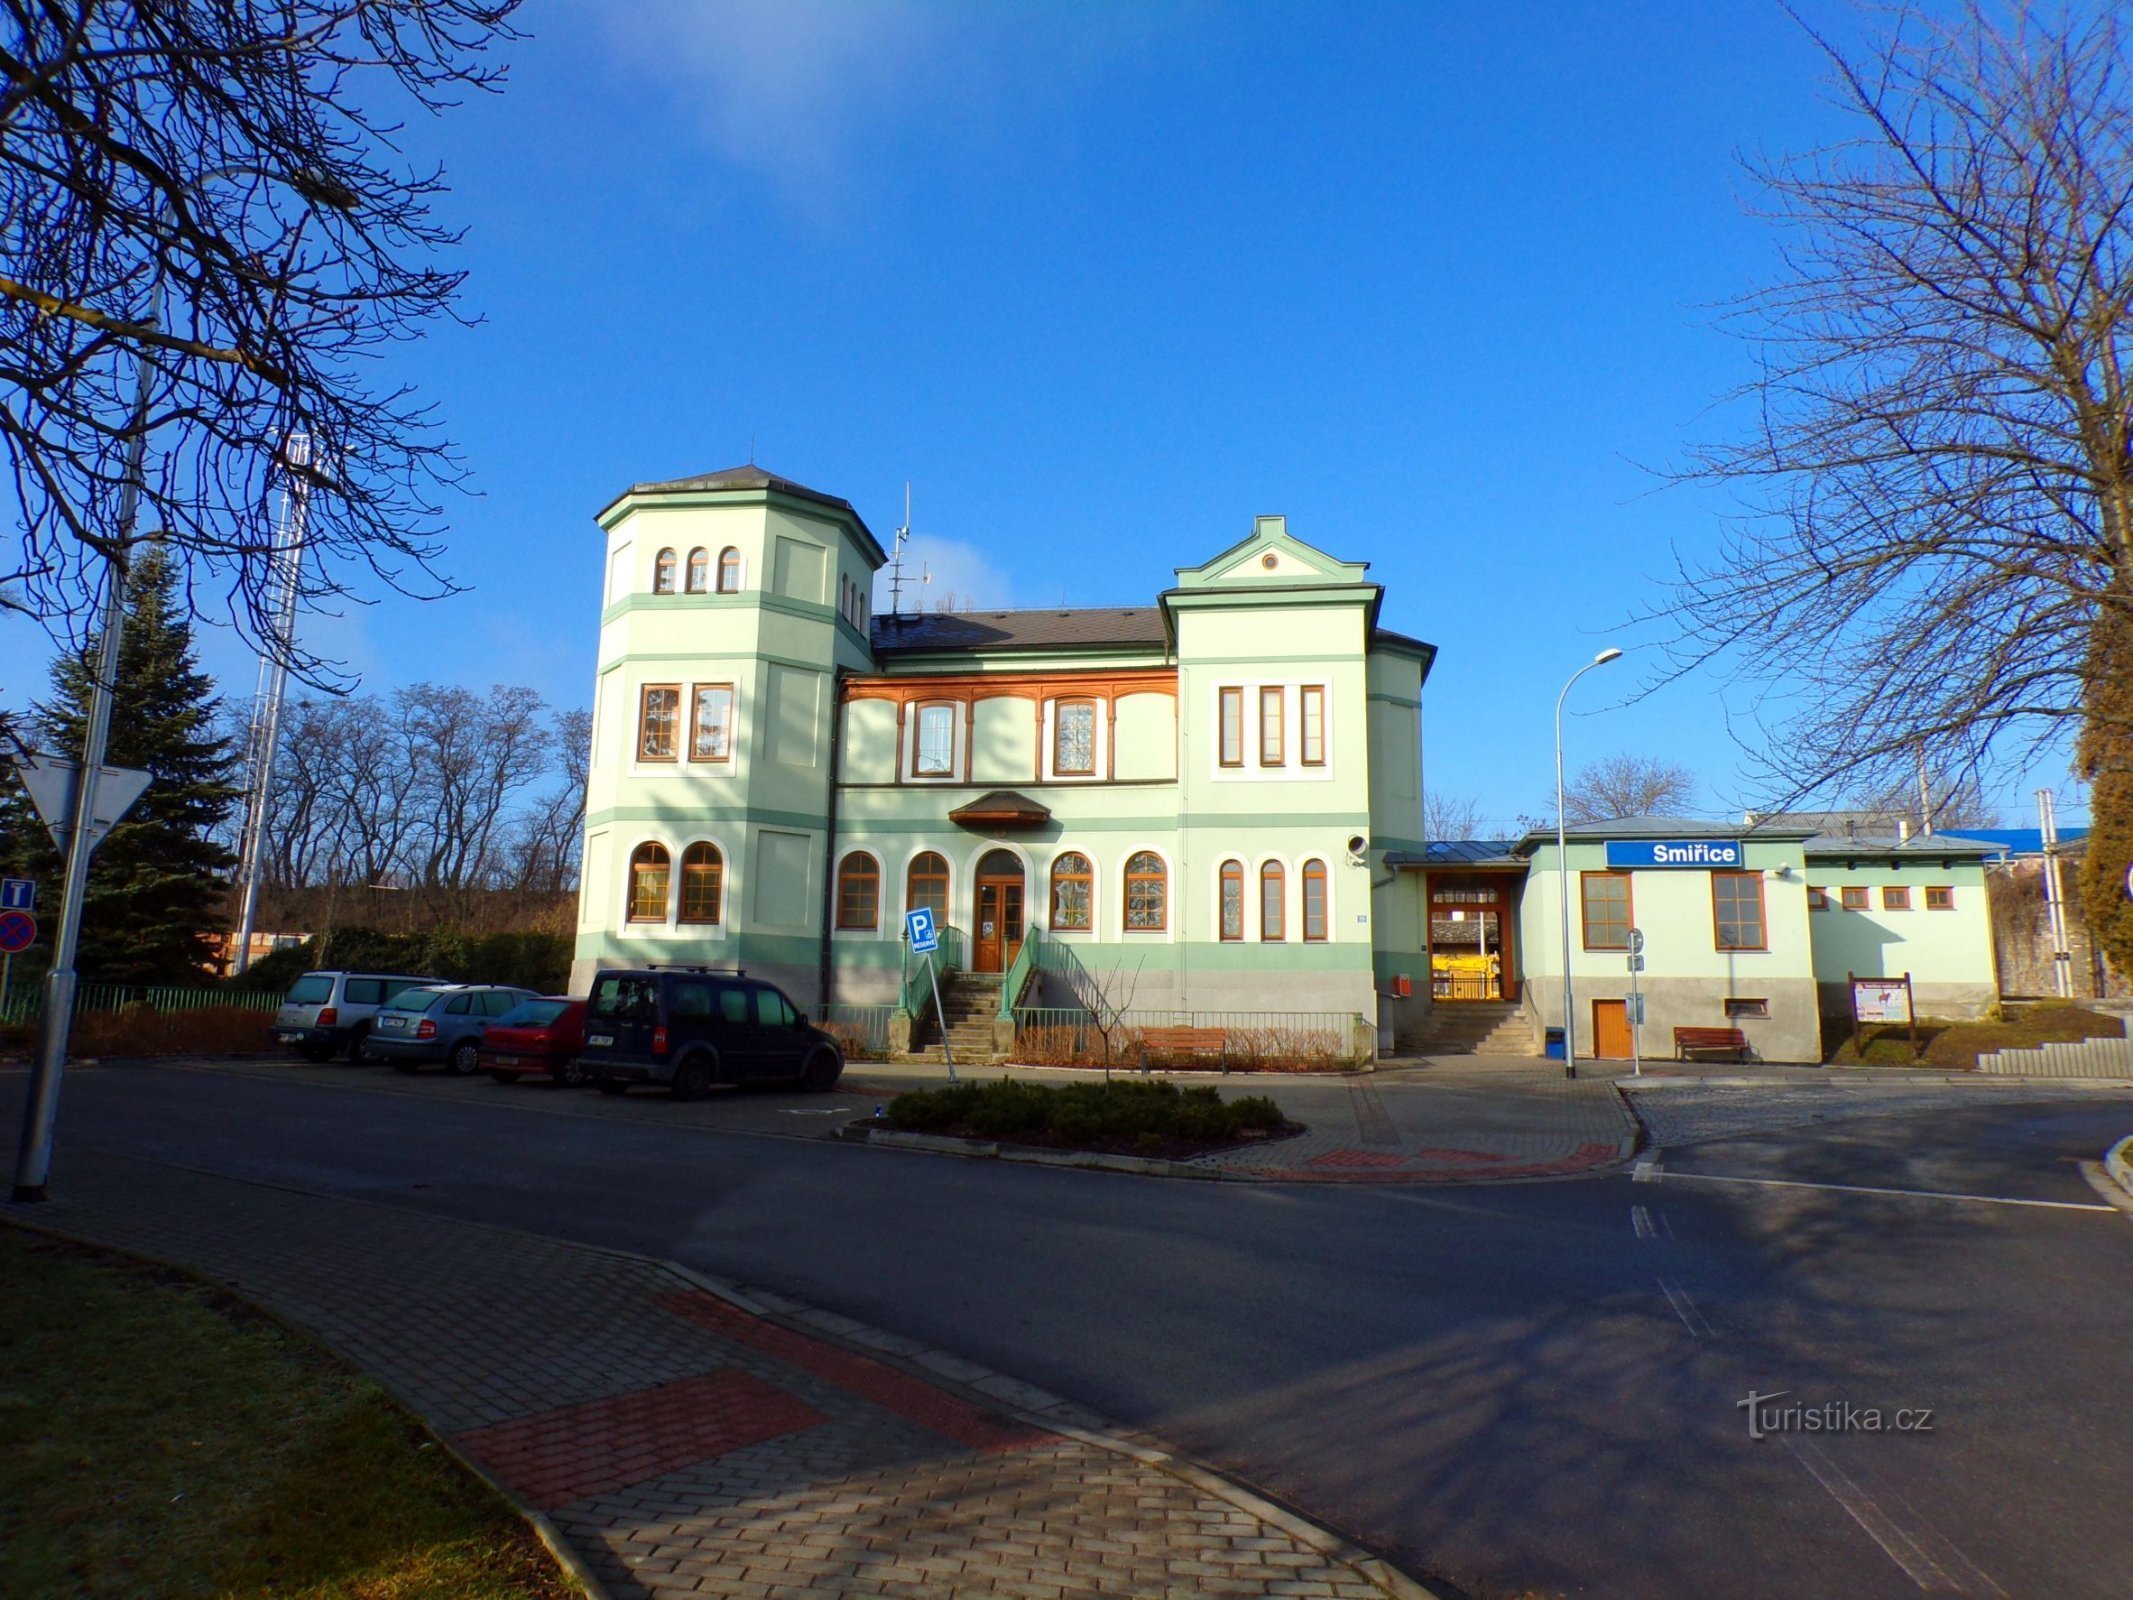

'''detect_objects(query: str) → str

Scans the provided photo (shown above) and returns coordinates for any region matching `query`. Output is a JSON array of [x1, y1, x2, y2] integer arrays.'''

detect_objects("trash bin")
[[1544, 1027, 1566, 1060]]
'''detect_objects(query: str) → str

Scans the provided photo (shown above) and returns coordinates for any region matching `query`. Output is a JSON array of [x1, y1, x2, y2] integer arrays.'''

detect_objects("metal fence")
[[817, 1002, 895, 1059], [0, 981, 282, 1028], [1010, 1007, 1359, 1066]]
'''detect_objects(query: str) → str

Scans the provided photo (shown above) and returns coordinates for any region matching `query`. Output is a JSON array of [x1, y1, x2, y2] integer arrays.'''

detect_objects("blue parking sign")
[[0, 878, 33, 911], [904, 907, 939, 953]]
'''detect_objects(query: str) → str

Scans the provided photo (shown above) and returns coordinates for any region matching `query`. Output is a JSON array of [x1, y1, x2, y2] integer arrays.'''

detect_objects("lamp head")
[[1595, 648, 1624, 665]]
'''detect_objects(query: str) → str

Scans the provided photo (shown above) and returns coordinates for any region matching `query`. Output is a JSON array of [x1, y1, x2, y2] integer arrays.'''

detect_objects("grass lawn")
[[0, 1227, 577, 1600], [1823, 1003, 2126, 1069]]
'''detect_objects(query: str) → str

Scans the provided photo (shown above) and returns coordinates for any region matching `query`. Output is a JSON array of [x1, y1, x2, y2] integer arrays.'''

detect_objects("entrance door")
[[1592, 998, 1633, 1060], [972, 850, 1025, 973]]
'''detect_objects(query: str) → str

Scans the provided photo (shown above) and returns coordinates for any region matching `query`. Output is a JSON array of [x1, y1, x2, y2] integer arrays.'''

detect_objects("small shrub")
[[884, 1076, 1294, 1150]]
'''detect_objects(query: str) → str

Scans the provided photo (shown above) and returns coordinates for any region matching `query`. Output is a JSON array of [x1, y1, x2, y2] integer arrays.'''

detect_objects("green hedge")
[[884, 1077, 1284, 1144], [228, 928, 573, 997]]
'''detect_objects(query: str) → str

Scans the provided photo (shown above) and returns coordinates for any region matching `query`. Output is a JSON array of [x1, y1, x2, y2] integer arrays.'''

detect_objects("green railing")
[[1011, 1006, 1365, 1067], [818, 1002, 895, 1059], [0, 981, 283, 1028], [995, 926, 1042, 1023], [896, 923, 963, 1026]]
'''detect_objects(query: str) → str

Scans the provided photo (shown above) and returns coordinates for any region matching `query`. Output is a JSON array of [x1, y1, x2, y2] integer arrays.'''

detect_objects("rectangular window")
[[1724, 997, 1770, 1019], [1260, 687, 1284, 766], [1713, 871, 1768, 951], [1807, 885, 1830, 911], [1882, 885, 1911, 911], [1580, 872, 1632, 950], [914, 704, 956, 776], [1925, 885, 1954, 910], [1219, 687, 1244, 767], [638, 684, 680, 761], [1054, 700, 1096, 775], [690, 684, 734, 762], [1300, 686, 1325, 766], [1841, 886, 1869, 910]]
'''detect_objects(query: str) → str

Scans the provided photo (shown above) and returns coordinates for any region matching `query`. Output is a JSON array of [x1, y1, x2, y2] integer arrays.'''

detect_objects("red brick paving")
[[457, 1367, 826, 1507], [658, 1290, 1057, 1455]]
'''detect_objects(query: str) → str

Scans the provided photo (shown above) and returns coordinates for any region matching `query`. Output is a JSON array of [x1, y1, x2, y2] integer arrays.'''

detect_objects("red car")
[[480, 997, 590, 1086]]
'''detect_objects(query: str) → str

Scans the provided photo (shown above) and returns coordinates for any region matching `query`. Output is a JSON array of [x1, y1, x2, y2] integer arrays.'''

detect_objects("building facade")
[[571, 467, 1434, 1047]]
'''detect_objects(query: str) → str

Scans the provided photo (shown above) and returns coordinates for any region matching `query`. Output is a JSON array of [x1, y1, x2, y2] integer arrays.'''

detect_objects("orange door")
[[1592, 998, 1633, 1060], [974, 877, 1024, 972]]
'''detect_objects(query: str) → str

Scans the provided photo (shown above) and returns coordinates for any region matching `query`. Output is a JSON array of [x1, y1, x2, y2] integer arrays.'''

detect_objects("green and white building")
[[572, 467, 1434, 1054]]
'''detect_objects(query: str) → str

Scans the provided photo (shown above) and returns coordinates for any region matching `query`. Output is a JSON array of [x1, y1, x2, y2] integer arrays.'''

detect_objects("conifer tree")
[[0, 550, 241, 983]]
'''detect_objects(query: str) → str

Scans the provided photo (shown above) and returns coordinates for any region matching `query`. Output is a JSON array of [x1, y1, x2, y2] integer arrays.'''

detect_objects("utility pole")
[[2038, 787, 2073, 1000]]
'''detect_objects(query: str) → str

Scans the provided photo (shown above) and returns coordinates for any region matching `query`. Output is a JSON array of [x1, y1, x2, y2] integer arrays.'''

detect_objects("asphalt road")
[[8, 1062, 2132, 1600]]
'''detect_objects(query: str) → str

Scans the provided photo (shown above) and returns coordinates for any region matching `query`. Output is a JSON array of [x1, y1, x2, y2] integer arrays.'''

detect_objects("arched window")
[[837, 852, 881, 930], [685, 548, 709, 593], [841, 574, 853, 622], [1124, 851, 1167, 931], [1302, 858, 1328, 942], [652, 549, 677, 594], [717, 547, 742, 592], [906, 852, 950, 924], [1260, 861, 1286, 941], [679, 842, 723, 924], [1050, 852, 1093, 931], [628, 843, 670, 922], [1219, 859, 1245, 942]]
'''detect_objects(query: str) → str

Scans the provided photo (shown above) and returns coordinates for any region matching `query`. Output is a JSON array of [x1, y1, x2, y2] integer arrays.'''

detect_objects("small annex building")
[[571, 466, 1435, 1057]]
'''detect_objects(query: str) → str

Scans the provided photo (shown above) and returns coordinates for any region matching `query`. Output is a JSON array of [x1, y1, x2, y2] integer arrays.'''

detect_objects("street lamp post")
[[1555, 648, 1623, 1081]]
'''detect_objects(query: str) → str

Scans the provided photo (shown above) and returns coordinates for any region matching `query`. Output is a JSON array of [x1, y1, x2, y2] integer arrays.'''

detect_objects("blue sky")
[[5, 1, 2079, 829]]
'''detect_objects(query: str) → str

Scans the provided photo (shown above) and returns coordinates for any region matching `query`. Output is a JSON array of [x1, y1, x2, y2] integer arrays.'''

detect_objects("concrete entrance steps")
[[905, 971, 1007, 1064], [1421, 1001, 1536, 1057]]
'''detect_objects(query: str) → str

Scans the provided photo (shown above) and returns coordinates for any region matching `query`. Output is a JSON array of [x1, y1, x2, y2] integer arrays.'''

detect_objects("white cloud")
[[874, 532, 1016, 614]]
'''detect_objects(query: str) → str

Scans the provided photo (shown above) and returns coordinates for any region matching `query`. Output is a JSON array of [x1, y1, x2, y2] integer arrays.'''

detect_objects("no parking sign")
[[0, 909, 35, 953]]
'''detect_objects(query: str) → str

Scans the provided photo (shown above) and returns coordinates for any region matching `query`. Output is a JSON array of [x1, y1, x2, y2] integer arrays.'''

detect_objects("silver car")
[[366, 984, 542, 1075], [273, 970, 434, 1062]]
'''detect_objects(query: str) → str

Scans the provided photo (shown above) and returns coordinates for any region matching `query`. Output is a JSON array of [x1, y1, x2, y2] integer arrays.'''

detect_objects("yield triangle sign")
[[13, 753, 152, 856]]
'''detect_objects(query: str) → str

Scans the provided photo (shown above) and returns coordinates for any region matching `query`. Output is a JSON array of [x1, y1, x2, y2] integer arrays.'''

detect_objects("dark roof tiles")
[[870, 608, 1169, 654]]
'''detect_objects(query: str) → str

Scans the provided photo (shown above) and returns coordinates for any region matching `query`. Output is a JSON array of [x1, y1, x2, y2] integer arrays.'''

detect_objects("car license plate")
[[492, 1055, 520, 1067], [588, 1034, 613, 1047], [380, 1016, 404, 1030], [277, 1032, 301, 1044]]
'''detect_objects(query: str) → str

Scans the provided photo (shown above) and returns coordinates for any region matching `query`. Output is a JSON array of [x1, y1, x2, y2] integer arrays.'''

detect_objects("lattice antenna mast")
[[887, 481, 916, 614]]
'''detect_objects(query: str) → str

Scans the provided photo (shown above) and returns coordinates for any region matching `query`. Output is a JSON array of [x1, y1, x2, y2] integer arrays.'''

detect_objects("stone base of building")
[[1521, 975, 1823, 1066]]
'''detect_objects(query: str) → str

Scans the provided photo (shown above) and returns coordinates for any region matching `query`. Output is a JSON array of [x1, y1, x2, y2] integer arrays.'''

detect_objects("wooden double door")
[[972, 849, 1025, 974]]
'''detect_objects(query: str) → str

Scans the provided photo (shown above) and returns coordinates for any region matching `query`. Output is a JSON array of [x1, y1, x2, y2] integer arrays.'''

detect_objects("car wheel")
[[800, 1047, 844, 1093], [556, 1056, 587, 1087], [670, 1054, 717, 1102], [597, 1079, 629, 1096], [296, 1042, 334, 1064], [446, 1039, 480, 1076], [489, 1070, 520, 1086], [344, 1027, 370, 1064], [390, 1060, 419, 1074]]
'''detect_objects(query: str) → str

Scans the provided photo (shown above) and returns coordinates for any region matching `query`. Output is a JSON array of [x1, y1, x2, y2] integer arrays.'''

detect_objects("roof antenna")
[[887, 481, 917, 615], [747, 428, 757, 466]]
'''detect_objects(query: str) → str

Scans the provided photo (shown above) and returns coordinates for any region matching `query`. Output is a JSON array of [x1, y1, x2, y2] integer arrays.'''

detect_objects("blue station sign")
[[1604, 839, 1745, 870]]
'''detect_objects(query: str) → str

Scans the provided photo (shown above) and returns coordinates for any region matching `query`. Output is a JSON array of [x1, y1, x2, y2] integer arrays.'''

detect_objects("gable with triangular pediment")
[[1174, 514, 1370, 590]]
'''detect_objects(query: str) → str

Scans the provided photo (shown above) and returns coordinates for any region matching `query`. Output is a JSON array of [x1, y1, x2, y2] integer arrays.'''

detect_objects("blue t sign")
[[904, 906, 939, 954], [0, 878, 33, 912]]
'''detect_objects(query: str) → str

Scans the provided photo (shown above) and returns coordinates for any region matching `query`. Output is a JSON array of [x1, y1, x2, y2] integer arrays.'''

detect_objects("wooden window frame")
[[1260, 861, 1286, 942], [1124, 852, 1168, 932], [678, 842, 723, 925], [1840, 885, 1869, 911], [1580, 870, 1633, 951], [1711, 870, 1769, 952], [627, 843, 670, 923], [1218, 687, 1244, 768], [911, 702, 958, 779], [1053, 698, 1098, 777], [652, 548, 677, 594], [1218, 859, 1245, 941], [716, 546, 743, 593], [1882, 885, 1912, 911], [1724, 997, 1770, 1019], [1302, 858, 1328, 941], [1260, 686, 1284, 767], [1050, 852, 1094, 932], [1807, 885, 1830, 911], [907, 852, 951, 924], [638, 683, 681, 763], [1300, 685, 1326, 766], [1925, 885, 1955, 910], [689, 683, 735, 764], [836, 852, 881, 931], [685, 547, 709, 594]]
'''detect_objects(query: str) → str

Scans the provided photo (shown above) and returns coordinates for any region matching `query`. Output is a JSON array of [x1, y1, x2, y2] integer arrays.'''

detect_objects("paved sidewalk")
[[853, 1060, 1640, 1183], [4, 1152, 1432, 1600]]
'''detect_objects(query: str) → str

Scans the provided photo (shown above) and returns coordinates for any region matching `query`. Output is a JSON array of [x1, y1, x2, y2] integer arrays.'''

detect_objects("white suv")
[[273, 970, 434, 1062]]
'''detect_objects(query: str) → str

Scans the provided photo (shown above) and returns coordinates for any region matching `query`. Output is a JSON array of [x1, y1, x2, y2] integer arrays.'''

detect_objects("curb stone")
[[0, 1208, 614, 1600], [7, 1155, 1443, 1600], [2106, 1135, 2133, 1205], [859, 1123, 1229, 1179]]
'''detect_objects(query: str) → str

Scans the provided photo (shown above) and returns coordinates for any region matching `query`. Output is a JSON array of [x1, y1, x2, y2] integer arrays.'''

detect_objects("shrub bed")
[[1010, 1022, 1353, 1071], [882, 1077, 1297, 1160]]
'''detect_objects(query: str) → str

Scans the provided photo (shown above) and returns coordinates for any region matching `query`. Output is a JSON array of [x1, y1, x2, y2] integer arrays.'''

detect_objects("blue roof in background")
[[1936, 827, 2087, 857]]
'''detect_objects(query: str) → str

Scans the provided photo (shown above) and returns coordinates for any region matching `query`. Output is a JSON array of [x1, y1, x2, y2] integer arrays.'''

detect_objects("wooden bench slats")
[[1139, 1026, 1229, 1068], [1673, 1025, 1749, 1062]]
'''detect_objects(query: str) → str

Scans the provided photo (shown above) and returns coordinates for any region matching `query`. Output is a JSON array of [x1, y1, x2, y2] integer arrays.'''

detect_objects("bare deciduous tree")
[[507, 706, 592, 893], [1, 0, 523, 675], [1560, 754, 1699, 824], [1649, 1, 2133, 803], [1424, 790, 1490, 841]]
